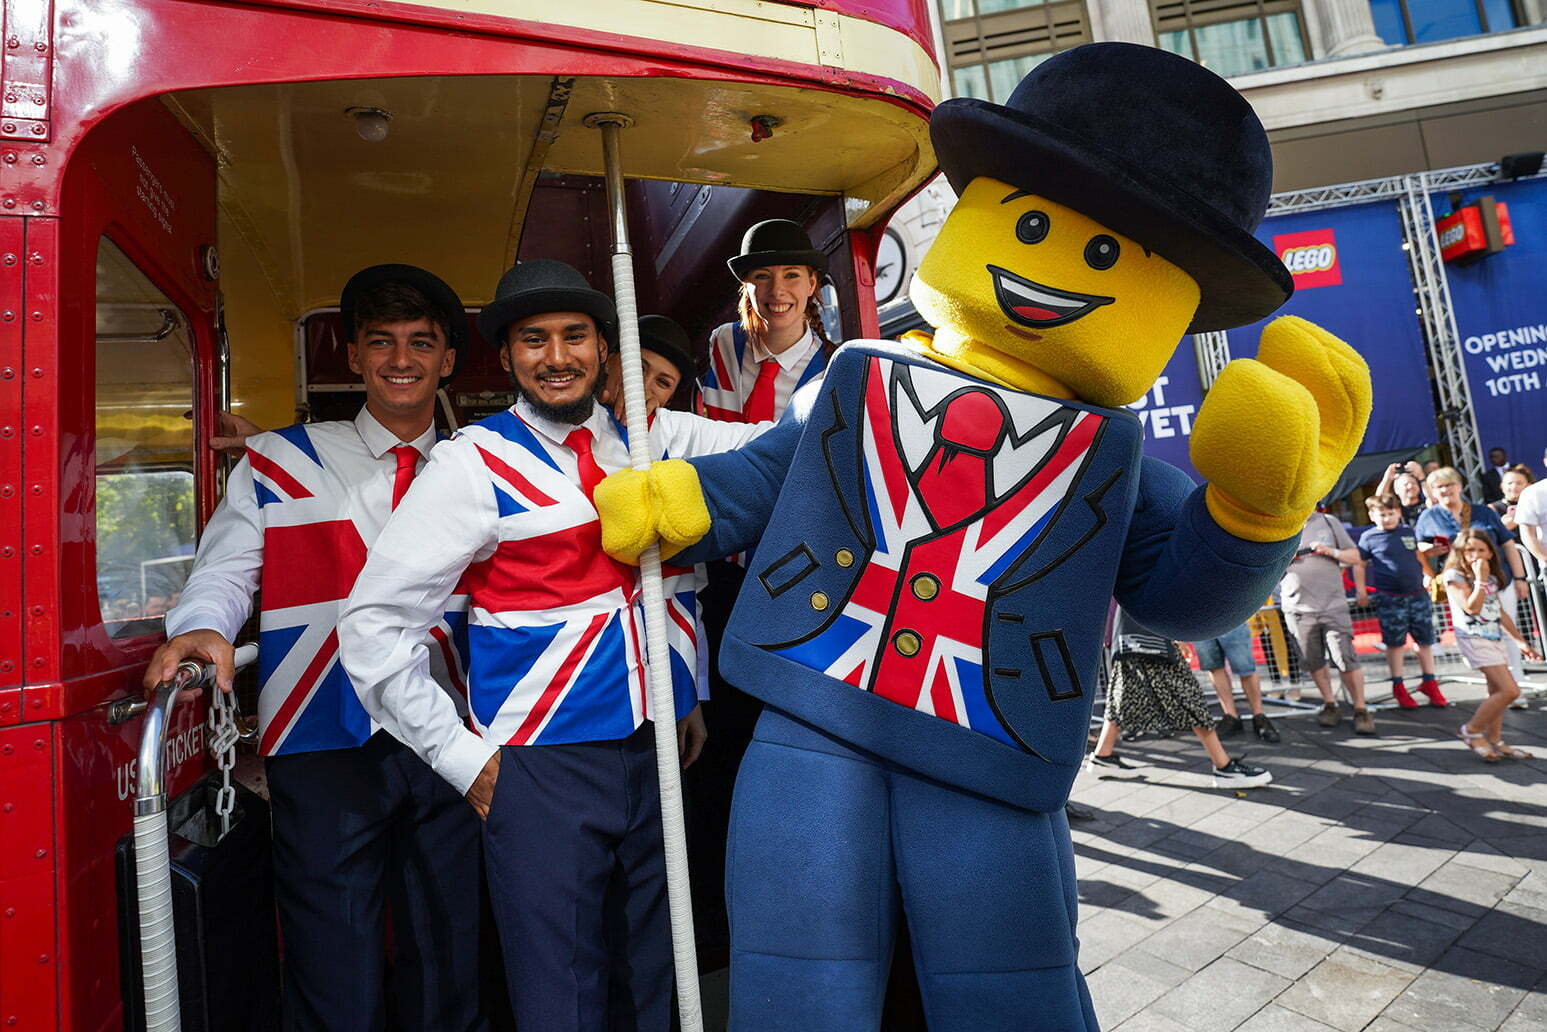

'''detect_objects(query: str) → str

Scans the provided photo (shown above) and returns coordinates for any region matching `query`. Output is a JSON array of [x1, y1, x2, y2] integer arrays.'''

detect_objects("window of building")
[[944, 0, 1090, 103], [1368, 0, 1518, 45], [95, 237, 198, 639], [1153, 0, 1310, 78]]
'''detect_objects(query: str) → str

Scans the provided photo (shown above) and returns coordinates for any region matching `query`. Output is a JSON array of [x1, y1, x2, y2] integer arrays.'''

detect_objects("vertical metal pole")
[[584, 111, 704, 1032]]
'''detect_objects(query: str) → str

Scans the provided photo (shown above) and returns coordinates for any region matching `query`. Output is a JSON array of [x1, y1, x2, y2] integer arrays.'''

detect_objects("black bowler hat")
[[637, 315, 697, 382], [727, 220, 829, 281], [476, 259, 618, 348], [339, 263, 469, 382], [929, 42, 1292, 332]]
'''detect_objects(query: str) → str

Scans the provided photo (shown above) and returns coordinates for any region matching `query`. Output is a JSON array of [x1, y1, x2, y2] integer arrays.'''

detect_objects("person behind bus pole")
[[1359, 492, 1448, 709], [145, 266, 486, 1032], [1444, 528, 1542, 761], [338, 260, 766, 1032]]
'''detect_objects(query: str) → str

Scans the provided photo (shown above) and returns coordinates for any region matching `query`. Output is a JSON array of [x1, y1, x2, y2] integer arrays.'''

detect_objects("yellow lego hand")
[[595, 459, 711, 564], [1191, 316, 1372, 542]]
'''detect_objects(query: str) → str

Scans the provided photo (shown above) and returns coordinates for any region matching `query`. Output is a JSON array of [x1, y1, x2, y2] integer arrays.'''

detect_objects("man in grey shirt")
[[1279, 510, 1376, 734]]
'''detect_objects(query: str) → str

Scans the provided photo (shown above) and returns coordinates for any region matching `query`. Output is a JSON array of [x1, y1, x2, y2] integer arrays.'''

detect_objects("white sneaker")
[[1212, 757, 1272, 789], [1086, 752, 1145, 779]]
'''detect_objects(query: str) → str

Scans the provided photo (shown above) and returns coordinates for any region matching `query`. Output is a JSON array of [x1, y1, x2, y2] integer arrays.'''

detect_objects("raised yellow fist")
[[594, 459, 711, 564], [1190, 316, 1372, 542]]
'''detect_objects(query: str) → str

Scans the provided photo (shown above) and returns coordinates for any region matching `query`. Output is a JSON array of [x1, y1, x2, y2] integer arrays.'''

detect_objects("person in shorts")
[[1195, 621, 1279, 743], [1279, 510, 1376, 734], [1359, 493, 1448, 710]]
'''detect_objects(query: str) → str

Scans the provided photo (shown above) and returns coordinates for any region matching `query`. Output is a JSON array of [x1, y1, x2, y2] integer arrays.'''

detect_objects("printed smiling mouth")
[[989, 264, 1114, 328]]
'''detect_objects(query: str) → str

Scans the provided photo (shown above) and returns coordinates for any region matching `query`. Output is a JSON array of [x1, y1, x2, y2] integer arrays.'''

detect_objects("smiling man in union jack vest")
[[148, 265, 485, 1031]]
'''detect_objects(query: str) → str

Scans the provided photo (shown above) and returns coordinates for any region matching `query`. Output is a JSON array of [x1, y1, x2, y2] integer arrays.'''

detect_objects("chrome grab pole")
[[133, 642, 259, 1032], [584, 110, 704, 1032]]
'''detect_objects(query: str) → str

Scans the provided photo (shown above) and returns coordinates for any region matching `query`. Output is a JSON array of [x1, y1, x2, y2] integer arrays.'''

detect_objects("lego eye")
[[1084, 235, 1120, 270], [1016, 211, 1050, 245]]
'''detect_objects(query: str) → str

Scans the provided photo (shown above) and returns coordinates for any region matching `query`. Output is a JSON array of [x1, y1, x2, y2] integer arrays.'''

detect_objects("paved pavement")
[[1070, 676, 1547, 1032]]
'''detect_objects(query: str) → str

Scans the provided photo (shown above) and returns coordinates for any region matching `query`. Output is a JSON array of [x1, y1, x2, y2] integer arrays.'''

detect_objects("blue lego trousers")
[[265, 731, 485, 1032], [727, 708, 1098, 1032]]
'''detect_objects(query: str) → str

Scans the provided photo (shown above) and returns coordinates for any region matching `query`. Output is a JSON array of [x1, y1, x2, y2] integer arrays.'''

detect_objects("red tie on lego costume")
[[913, 389, 1006, 528], [565, 428, 606, 502], [743, 358, 781, 423], [390, 445, 419, 510]]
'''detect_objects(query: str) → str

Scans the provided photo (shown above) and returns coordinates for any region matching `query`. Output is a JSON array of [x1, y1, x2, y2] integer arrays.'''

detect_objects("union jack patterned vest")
[[449, 409, 701, 747], [247, 423, 468, 756]]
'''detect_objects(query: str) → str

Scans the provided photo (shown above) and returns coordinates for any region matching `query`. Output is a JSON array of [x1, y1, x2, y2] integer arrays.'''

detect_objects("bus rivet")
[[30, 95, 42, 107], [27, 485, 38, 494], [3, 906, 12, 915], [0, 744, 9, 754], [29, 155, 42, 166], [1, 254, 12, 264], [30, 368, 41, 377], [27, 253, 40, 265], [28, 126, 41, 136], [29, 545, 40, 554], [5, 36, 16, 48], [33, 42, 44, 53], [29, 605, 40, 615], [1, 153, 14, 164], [28, 311, 39, 321], [0, 127, 10, 137], [28, 201, 40, 210], [1, 313, 12, 322], [1, 198, 13, 209], [30, 658, 41, 669], [1, 428, 10, 436], [31, 739, 40, 749], [36, 953, 47, 964], [1, 367, 10, 376], [28, 426, 38, 435], [0, 546, 11, 555], [3, 95, 14, 105]]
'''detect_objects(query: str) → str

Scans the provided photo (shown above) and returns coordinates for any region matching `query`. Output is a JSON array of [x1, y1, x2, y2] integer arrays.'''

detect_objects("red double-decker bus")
[[0, 0, 939, 1026]]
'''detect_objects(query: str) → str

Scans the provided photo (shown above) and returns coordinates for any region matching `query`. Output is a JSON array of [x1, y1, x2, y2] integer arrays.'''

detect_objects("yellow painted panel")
[[218, 205, 300, 430]]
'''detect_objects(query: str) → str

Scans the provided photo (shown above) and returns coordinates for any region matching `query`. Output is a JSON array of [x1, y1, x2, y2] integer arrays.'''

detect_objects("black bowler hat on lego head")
[[339, 263, 469, 382], [637, 315, 697, 383], [727, 219, 829, 282], [476, 259, 618, 349], [929, 42, 1292, 332]]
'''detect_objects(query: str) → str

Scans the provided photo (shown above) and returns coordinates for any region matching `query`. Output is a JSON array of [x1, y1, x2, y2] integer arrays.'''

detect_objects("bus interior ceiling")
[[155, 73, 932, 428]]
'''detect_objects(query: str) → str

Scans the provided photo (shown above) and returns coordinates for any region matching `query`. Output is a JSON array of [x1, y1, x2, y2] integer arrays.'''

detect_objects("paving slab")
[[1147, 957, 1291, 1032]]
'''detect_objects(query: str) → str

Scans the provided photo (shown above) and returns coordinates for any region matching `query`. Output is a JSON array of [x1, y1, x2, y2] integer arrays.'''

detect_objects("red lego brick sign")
[[1274, 228, 1342, 289]]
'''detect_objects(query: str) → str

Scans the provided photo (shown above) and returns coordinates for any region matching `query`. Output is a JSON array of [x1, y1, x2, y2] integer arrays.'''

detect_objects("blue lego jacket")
[[678, 341, 1295, 812]]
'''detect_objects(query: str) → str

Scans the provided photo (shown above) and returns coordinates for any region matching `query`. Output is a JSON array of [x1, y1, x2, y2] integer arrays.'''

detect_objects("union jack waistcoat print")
[[247, 423, 469, 756], [451, 409, 702, 748], [699, 322, 827, 423]]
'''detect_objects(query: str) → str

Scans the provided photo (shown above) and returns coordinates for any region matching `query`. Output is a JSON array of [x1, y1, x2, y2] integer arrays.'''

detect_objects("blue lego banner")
[[1226, 200, 1437, 458], [1131, 342, 1205, 483], [1437, 177, 1547, 471]]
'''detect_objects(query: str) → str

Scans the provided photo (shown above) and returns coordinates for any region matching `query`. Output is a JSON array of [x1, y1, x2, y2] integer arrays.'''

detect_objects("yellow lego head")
[[912, 178, 1202, 408]]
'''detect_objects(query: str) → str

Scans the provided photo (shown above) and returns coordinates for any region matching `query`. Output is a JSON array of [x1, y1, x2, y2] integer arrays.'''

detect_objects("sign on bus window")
[[94, 238, 197, 639]]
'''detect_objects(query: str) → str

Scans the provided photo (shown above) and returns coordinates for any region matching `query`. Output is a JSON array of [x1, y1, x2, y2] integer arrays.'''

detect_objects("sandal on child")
[[1459, 725, 1500, 763], [1491, 740, 1533, 760]]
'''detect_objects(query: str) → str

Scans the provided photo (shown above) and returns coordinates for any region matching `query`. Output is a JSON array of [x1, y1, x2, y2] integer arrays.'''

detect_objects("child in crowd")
[[1358, 493, 1448, 709], [1088, 607, 1272, 788], [1443, 528, 1542, 761]]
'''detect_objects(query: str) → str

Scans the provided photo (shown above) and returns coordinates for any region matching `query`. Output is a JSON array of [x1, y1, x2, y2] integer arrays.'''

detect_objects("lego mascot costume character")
[[599, 42, 1371, 1031]]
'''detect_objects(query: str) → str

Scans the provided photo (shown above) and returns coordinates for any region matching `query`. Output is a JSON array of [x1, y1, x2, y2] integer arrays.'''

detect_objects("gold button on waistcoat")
[[910, 573, 940, 601], [810, 591, 830, 611], [835, 549, 855, 568], [892, 630, 922, 657]]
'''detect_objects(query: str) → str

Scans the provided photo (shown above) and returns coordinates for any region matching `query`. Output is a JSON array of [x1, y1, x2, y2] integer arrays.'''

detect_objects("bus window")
[[94, 237, 197, 639]]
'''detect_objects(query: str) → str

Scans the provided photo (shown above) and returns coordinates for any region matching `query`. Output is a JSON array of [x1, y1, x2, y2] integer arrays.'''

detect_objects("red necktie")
[[390, 446, 419, 510], [565, 428, 605, 502], [914, 390, 1005, 528], [743, 358, 781, 422]]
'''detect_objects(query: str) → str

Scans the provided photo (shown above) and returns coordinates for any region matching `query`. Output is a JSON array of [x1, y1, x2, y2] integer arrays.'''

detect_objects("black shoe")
[[1252, 713, 1281, 744], [1215, 714, 1244, 738], [1065, 802, 1096, 821], [1086, 752, 1145, 779], [1212, 757, 1273, 789]]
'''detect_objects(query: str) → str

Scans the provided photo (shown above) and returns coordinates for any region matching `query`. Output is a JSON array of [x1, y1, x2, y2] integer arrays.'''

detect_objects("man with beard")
[[339, 260, 763, 1031]]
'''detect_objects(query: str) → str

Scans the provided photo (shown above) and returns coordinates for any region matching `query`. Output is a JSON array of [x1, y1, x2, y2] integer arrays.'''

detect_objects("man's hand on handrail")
[[144, 628, 237, 695]]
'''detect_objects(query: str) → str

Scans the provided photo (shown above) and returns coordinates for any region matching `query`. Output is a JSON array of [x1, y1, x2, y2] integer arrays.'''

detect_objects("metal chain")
[[207, 686, 239, 837]]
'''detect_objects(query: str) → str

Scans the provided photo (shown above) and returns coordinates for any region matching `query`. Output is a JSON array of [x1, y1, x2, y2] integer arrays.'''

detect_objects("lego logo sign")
[[1274, 229, 1342, 289]]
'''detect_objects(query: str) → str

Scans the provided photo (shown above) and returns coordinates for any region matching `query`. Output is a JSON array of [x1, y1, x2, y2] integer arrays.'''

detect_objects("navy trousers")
[[266, 731, 485, 1032], [727, 709, 1098, 1032], [482, 723, 673, 1032]]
